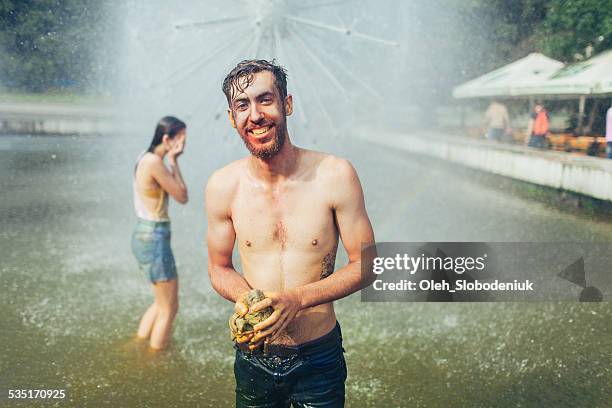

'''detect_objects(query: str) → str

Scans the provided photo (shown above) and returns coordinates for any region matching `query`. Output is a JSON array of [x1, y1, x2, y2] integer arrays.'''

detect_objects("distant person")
[[606, 103, 612, 159], [131, 116, 188, 350], [526, 103, 549, 149], [484, 99, 510, 141]]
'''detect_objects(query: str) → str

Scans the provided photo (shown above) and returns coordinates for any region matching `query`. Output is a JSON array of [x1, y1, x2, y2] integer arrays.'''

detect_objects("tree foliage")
[[537, 0, 612, 62], [453, 0, 612, 80], [0, 0, 107, 92], [1, 1, 611, 95]]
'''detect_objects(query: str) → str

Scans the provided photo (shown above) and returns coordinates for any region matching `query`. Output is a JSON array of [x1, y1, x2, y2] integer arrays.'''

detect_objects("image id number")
[[8, 389, 66, 399]]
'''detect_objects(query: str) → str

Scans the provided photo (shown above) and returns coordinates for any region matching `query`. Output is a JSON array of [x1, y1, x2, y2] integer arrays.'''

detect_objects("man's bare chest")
[[231, 184, 337, 251]]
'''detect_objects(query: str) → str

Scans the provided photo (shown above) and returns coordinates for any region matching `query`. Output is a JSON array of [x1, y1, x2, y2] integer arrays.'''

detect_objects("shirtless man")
[[206, 59, 375, 407]]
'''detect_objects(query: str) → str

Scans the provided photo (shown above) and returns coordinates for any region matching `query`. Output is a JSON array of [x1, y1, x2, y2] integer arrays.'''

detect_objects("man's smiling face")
[[228, 70, 292, 159]]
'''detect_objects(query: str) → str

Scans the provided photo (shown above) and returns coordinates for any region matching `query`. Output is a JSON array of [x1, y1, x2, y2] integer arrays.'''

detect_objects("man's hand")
[[251, 290, 302, 343], [229, 291, 252, 343], [234, 292, 249, 316]]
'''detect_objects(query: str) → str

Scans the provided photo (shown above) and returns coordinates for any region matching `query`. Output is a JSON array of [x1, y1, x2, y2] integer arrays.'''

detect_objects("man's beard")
[[240, 122, 286, 160]]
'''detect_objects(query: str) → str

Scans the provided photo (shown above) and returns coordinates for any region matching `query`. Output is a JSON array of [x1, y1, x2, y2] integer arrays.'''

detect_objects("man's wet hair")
[[222, 59, 288, 106]]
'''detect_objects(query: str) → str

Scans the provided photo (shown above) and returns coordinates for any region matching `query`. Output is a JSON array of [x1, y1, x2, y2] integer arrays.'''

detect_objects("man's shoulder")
[[302, 151, 362, 208], [323, 152, 355, 174], [206, 158, 246, 198], [302, 149, 357, 182]]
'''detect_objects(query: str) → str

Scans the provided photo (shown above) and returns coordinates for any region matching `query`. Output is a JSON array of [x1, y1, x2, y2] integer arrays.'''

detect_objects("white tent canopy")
[[598, 73, 612, 94], [512, 50, 612, 97], [452, 53, 564, 99]]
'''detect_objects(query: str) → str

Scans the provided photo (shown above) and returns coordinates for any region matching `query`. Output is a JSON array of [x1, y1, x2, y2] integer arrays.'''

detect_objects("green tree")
[[0, 0, 108, 92], [537, 0, 612, 62], [451, 0, 549, 81]]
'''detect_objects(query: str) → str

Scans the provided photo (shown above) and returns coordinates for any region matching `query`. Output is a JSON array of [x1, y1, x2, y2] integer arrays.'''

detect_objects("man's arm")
[[205, 170, 251, 303], [253, 158, 375, 341], [295, 157, 375, 307]]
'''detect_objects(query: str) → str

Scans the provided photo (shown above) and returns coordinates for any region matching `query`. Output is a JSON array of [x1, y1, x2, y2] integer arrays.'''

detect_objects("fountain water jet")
[[118, 0, 401, 144]]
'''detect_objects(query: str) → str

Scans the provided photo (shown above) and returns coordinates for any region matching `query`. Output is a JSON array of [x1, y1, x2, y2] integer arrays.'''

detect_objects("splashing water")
[[117, 0, 401, 145]]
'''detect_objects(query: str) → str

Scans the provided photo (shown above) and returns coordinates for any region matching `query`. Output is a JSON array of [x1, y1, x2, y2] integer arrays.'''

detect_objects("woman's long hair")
[[147, 116, 186, 153]]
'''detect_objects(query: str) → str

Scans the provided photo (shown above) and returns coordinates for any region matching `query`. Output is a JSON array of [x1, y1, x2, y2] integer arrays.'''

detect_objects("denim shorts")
[[131, 218, 177, 283], [234, 322, 347, 408]]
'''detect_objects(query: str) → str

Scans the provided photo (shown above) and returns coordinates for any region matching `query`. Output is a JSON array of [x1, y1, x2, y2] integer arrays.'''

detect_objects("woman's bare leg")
[[137, 303, 158, 339], [149, 278, 178, 350]]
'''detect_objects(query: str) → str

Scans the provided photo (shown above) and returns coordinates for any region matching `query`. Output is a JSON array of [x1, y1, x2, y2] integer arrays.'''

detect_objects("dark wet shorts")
[[234, 322, 347, 408], [131, 218, 177, 283]]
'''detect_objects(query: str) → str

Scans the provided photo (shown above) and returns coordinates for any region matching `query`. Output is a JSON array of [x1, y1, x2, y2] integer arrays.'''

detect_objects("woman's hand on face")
[[168, 134, 185, 161]]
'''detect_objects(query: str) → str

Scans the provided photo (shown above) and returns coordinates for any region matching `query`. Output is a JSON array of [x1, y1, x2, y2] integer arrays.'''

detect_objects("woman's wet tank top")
[[133, 152, 169, 221]]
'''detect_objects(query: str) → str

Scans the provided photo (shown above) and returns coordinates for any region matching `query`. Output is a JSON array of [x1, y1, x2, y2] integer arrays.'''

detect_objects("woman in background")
[[131, 116, 188, 350]]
